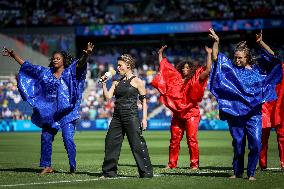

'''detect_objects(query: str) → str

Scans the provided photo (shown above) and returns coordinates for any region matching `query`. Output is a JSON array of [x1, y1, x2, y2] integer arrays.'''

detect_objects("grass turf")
[[0, 131, 283, 189]]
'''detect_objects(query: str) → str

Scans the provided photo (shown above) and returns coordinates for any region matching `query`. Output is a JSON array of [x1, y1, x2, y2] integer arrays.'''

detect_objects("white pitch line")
[[0, 177, 128, 187], [0, 175, 161, 187], [0, 169, 282, 188], [265, 168, 282, 171]]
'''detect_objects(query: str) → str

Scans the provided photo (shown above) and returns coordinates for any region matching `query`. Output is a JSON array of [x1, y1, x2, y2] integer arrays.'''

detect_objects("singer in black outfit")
[[100, 54, 153, 178]]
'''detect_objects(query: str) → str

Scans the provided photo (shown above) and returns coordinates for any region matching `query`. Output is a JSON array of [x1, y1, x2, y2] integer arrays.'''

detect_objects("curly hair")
[[48, 51, 74, 68], [117, 54, 136, 70], [176, 60, 200, 82], [234, 41, 256, 66]]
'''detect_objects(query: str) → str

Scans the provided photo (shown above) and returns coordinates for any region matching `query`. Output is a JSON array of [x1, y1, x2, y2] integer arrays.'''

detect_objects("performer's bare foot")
[[281, 162, 284, 171], [229, 174, 242, 179], [164, 165, 175, 169], [229, 175, 237, 179], [164, 165, 171, 169], [190, 166, 199, 170], [248, 176, 256, 181], [70, 170, 75, 176], [39, 167, 54, 175]]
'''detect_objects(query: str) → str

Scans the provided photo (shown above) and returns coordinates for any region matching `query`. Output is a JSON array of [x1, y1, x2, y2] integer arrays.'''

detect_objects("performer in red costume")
[[260, 61, 284, 171], [151, 45, 212, 169]]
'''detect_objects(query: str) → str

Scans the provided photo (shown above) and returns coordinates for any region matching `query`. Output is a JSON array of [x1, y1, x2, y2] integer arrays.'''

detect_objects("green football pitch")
[[0, 131, 283, 189]]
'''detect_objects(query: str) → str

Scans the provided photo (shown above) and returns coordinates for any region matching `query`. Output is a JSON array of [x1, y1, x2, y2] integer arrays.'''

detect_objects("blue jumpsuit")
[[209, 49, 282, 177], [17, 60, 87, 172]]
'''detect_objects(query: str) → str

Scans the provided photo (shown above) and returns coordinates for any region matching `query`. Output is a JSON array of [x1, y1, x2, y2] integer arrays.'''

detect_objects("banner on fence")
[[0, 119, 228, 132]]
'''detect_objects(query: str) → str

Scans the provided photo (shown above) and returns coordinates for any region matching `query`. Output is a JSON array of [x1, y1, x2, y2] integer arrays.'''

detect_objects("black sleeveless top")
[[114, 76, 139, 110]]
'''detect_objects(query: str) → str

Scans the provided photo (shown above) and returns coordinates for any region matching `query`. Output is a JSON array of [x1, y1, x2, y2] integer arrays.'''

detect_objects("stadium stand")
[[0, 0, 283, 125]]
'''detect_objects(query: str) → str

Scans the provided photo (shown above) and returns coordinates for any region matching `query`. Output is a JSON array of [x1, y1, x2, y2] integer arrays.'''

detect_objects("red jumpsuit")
[[260, 62, 284, 169], [152, 58, 208, 168]]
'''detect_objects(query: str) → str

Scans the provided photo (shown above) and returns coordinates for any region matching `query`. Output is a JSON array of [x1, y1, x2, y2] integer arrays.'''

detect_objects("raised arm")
[[137, 78, 148, 131], [102, 80, 118, 100], [199, 46, 213, 82], [256, 30, 275, 55], [2, 47, 25, 65], [158, 45, 167, 63], [77, 42, 94, 68], [208, 28, 219, 61]]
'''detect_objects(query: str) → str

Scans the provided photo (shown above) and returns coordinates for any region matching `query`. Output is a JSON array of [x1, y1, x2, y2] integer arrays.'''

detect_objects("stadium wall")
[[0, 119, 228, 132]]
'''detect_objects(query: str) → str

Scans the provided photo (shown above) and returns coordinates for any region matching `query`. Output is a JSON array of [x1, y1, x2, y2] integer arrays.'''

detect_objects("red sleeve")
[[151, 58, 184, 112], [151, 58, 183, 98], [186, 66, 208, 103]]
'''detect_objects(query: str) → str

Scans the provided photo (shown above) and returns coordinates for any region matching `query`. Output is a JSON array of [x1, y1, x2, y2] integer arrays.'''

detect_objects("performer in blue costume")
[[208, 29, 282, 180], [2, 42, 94, 175]]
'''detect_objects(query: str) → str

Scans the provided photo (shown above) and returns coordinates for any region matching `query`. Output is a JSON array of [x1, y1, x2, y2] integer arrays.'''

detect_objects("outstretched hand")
[[2, 46, 24, 65], [83, 42, 94, 55], [256, 29, 274, 55], [256, 30, 263, 44], [209, 28, 219, 42], [205, 46, 212, 54], [158, 45, 167, 55], [2, 47, 14, 57], [78, 42, 95, 68]]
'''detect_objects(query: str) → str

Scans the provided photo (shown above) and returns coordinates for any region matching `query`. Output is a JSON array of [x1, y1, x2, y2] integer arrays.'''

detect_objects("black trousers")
[[102, 108, 153, 178]]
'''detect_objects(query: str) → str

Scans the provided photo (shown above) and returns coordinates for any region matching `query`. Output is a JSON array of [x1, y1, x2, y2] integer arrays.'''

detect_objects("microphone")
[[99, 70, 116, 83]]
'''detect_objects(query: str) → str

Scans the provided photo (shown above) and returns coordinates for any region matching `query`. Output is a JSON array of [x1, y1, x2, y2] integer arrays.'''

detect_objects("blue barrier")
[[0, 119, 229, 132], [147, 118, 171, 130], [14, 120, 41, 131], [0, 119, 40, 132], [0, 119, 16, 132], [199, 119, 228, 130], [78, 119, 109, 131]]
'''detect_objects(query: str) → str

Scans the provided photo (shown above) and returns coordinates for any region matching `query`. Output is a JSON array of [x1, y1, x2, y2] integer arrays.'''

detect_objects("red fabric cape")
[[262, 62, 284, 128], [151, 58, 208, 119]]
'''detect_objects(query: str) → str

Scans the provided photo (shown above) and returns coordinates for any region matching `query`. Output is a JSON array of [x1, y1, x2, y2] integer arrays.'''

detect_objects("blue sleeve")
[[17, 61, 47, 101], [209, 53, 237, 99], [261, 50, 283, 101], [257, 48, 281, 74], [69, 59, 87, 94]]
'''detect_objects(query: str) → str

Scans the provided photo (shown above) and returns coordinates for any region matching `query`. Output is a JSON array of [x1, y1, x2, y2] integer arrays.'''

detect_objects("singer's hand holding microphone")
[[99, 70, 117, 83]]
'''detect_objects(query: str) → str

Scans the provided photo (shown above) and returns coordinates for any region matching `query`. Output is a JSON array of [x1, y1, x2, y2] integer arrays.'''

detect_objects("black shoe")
[[100, 173, 117, 178], [140, 172, 153, 178]]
